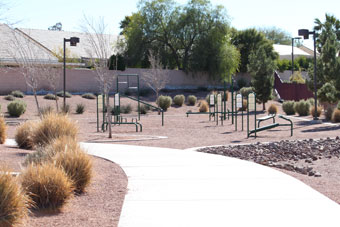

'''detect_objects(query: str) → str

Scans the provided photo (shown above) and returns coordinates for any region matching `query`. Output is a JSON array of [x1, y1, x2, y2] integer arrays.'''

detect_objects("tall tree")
[[248, 45, 276, 110], [259, 27, 291, 45], [314, 14, 340, 54], [232, 28, 278, 73]]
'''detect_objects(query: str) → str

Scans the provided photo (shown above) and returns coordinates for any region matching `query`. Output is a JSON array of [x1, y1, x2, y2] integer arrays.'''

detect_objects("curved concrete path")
[[81, 142, 340, 227]]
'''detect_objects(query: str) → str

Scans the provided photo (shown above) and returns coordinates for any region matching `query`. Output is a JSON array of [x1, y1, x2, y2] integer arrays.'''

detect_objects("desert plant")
[[332, 109, 340, 123], [199, 100, 209, 112], [173, 94, 185, 106], [21, 163, 74, 211], [61, 104, 71, 114], [140, 104, 151, 114], [53, 148, 93, 194], [57, 91, 72, 98], [4, 95, 15, 101], [282, 101, 296, 115], [187, 95, 197, 106], [317, 82, 338, 104], [324, 106, 334, 121], [15, 121, 36, 149], [238, 99, 247, 111], [120, 104, 132, 114], [40, 106, 54, 116], [32, 113, 78, 147], [0, 117, 6, 144], [7, 100, 27, 117], [268, 104, 278, 115], [76, 103, 85, 114], [240, 87, 253, 98], [10, 90, 25, 98], [307, 98, 319, 107], [294, 100, 310, 116], [310, 106, 322, 118], [157, 95, 172, 111], [44, 93, 58, 100], [81, 93, 96, 99], [0, 166, 30, 227]]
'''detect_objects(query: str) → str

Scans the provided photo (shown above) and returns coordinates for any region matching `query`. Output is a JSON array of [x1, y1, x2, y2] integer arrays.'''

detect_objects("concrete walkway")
[[81, 142, 340, 227]]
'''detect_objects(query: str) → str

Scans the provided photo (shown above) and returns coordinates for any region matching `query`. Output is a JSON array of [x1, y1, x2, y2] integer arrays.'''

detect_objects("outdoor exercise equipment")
[[257, 114, 276, 127]]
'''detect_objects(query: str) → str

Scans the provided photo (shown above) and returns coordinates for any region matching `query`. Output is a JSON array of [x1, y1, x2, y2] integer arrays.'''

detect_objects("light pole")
[[63, 37, 80, 110], [291, 37, 301, 75], [298, 29, 318, 120]]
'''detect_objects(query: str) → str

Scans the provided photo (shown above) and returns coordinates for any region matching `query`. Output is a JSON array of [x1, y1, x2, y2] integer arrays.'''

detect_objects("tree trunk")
[[33, 89, 41, 118], [106, 93, 112, 138], [54, 89, 59, 112], [262, 102, 266, 111]]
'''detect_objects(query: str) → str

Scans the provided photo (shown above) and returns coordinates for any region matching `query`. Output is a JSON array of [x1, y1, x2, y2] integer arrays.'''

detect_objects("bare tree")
[[41, 66, 61, 111], [142, 50, 170, 105], [81, 16, 116, 138]]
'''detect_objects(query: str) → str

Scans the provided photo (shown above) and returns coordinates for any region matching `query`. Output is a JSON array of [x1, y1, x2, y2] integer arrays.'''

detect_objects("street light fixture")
[[298, 29, 318, 120], [291, 37, 301, 75], [63, 37, 80, 110]]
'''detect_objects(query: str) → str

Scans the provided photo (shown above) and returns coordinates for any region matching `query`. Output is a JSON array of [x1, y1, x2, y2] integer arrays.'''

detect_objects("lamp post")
[[298, 29, 318, 120], [63, 37, 80, 110], [291, 37, 301, 75]]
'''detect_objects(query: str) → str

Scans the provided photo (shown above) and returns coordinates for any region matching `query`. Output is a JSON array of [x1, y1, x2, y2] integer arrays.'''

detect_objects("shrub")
[[57, 91, 72, 98], [40, 106, 54, 116], [187, 95, 197, 106], [199, 101, 209, 112], [7, 100, 27, 117], [240, 87, 253, 98], [4, 95, 15, 101], [15, 121, 36, 149], [53, 147, 93, 194], [324, 106, 334, 121], [61, 104, 71, 114], [238, 99, 247, 111], [157, 95, 172, 111], [307, 98, 319, 107], [294, 100, 310, 116], [0, 166, 30, 227], [44, 93, 58, 100], [268, 104, 278, 115], [317, 82, 338, 104], [32, 113, 78, 147], [332, 109, 340, 123], [81, 93, 96, 99], [236, 77, 247, 89], [10, 90, 25, 98], [120, 104, 132, 114], [76, 103, 85, 114], [0, 117, 6, 144], [282, 101, 296, 115], [21, 163, 74, 211], [310, 106, 322, 118], [173, 94, 185, 106], [140, 104, 150, 114]]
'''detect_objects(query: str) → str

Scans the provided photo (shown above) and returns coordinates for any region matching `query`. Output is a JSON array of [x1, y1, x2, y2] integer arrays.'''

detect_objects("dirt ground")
[[1, 91, 340, 225]]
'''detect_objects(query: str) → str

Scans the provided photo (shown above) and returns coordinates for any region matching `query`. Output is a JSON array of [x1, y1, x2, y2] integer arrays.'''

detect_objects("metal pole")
[[96, 95, 99, 132], [231, 78, 234, 124], [224, 80, 226, 120], [313, 32, 318, 120], [63, 38, 66, 110], [137, 74, 140, 120], [291, 38, 294, 75]]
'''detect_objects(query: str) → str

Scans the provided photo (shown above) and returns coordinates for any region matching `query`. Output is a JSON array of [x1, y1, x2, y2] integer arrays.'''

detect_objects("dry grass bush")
[[0, 116, 7, 144], [15, 121, 36, 149], [324, 106, 334, 121], [238, 99, 247, 111], [332, 109, 340, 123], [268, 104, 278, 115], [310, 106, 322, 118], [199, 100, 209, 112], [32, 113, 78, 147], [21, 163, 74, 211], [53, 147, 93, 194], [0, 166, 30, 227]]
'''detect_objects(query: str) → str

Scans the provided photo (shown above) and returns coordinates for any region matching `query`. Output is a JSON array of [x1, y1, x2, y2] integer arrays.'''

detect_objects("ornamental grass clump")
[[173, 94, 185, 106], [120, 104, 132, 114], [0, 116, 6, 144], [294, 100, 310, 116], [282, 101, 296, 115], [187, 95, 197, 106], [76, 103, 85, 114], [32, 113, 78, 147], [7, 100, 26, 117], [199, 100, 209, 112], [15, 121, 36, 149], [21, 163, 74, 211], [140, 104, 151, 114], [268, 104, 278, 115], [44, 93, 58, 100], [81, 93, 96, 99], [324, 106, 334, 121], [0, 166, 30, 227], [10, 90, 25, 98], [157, 95, 172, 111], [310, 106, 322, 118], [4, 95, 15, 101], [56, 91, 72, 98], [332, 109, 340, 123], [238, 99, 247, 111]]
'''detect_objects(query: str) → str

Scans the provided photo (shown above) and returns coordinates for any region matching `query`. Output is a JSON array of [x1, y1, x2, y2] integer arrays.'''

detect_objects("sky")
[[4, 0, 340, 49]]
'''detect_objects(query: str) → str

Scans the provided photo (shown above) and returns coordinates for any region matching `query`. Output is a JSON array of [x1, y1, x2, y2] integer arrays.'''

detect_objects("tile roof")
[[273, 44, 312, 59]]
